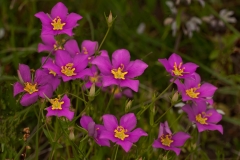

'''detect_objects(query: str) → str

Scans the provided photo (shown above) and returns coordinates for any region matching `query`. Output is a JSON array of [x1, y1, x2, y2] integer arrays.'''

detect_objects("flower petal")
[[35, 12, 52, 25], [198, 83, 217, 97], [102, 114, 118, 131], [55, 50, 72, 67], [206, 109, 222, 123], [46, 107, 74, 121], [102, 76, 118, 87], [20, 92, 38, 106], [125, 60, 148, 78], [116, 141, 133, 152], [73, 54, 88, 72], [64, 39, 81, 56], [182, 62, 198, 74], [152, 139, 181, 155], [171, 132, 190, 147], [64, 13, 82, 29], [50, 2, 68, 20], [19, 64, 31, 82], [196, 123, 223, 134], [81, 40, 98, 56], [92, 56, 112, 75], [13, 82, 24, 96], [127, 128, 148, 143], [158, 58, 172, 72], [112, 49, 130, 68], [80, 115, 94, 130], [182, 104, 196, 121], [99, 130, 117, 142], [61, 95, 71, 108], [168, 53, 182, 67], [38, 84, 53, 98], [119, 79, 139, 92], [120, 113, 136, 131]]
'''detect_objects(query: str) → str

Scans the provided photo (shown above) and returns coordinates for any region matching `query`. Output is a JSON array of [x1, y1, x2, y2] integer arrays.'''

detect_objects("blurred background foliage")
[[1, 0, 240, 159]]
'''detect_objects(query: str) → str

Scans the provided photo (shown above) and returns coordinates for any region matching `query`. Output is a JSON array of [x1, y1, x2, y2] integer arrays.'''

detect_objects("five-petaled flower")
[[100, 113, 148, 152], [13, 64, 53, 106], [158, 53, 198, 79], [46, 94, 74, 120], [80, 115, 110, 147], [42, 50, 91, 82], [182, 101, 223, 134], [35, 2, 82, 36], [174, 73, 217, 105], [152, 121, 190, 155], [92, 49, 148, 92]]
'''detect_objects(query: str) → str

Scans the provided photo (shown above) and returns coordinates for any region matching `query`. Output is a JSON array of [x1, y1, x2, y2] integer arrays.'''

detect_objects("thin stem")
[[105, 86, 116, 113], [154, 104, 174, 126], [113, 145, 119, 160], [97, 27, 111, 52]]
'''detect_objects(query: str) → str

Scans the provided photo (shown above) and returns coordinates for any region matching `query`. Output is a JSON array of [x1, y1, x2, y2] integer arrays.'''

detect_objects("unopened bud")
[[89, 83, 95, 101], [125, 100, 133, 112], [171, 91, 179, 103], [105, 11, 117, 28], [68, 127, 75, 140]]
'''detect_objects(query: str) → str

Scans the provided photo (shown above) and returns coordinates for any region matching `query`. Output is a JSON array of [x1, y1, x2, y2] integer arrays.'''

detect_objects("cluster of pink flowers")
[[12, 2, 222, 156]]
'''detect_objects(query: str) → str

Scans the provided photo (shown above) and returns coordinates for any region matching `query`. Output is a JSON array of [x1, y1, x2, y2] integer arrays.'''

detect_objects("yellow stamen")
[[114, 126, 129, 141], [50, 98, 64, 110], [61, 63, 76, 77], [160, 134, 173, 147], [196, 112, 212, 125], [186, 84, 201, 98], [172, 62, 188, 76], [24, 82, 38, 94], [111, 64, 128, 80], [53, 41, 64, 50], [89, 73, 99, 83], [49, 70, 56, 76], [51, 16, 66, 30]]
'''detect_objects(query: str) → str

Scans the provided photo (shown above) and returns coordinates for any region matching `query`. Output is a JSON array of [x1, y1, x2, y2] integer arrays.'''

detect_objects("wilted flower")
[[100, 113, 148, 152], [42, 50, 91, 82], [13, 64, 53, 106], [158, 53, 198, 79], [174, 73, 217, 105], [80, 115, 110, 146], [182, 101, 223, 134], [152, 121, 190, 155], [46, 95, 74, 120], [92, 49, 148, 92], [35, 2, 82, 36]]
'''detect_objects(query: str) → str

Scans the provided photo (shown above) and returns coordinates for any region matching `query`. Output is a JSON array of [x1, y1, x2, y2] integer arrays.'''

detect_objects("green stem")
[[154, 104, 174, 126], [97, 27, 111, 52], [112, 145, 119, 160], [104, 86, 116, 113]]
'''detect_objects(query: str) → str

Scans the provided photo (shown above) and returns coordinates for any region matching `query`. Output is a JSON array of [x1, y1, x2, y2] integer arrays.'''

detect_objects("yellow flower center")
[[195, 112, 212, 125], [82, 47, 88, 54], [61, 63, 76, 77], [49, 69, 57, 76], [51, 16, 66, 30], [114, 126, 129, 141], [172, 62, 188, 76], [24, 82, 38, 94], [89, 73, 99, 83], [50, 98, 64, 110], [186, 84, 201, 98], [111, 64, 128, 80], [160, 134, 173, 147]]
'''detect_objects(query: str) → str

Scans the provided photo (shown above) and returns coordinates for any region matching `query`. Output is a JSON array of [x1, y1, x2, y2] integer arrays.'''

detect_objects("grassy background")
[[1, 0, 240, 159]]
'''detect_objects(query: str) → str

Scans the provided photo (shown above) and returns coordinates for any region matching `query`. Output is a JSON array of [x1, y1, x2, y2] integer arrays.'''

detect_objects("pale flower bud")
[[171, 91, 179, 103]]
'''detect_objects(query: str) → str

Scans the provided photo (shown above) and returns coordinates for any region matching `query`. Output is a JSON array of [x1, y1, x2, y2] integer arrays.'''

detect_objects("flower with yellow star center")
[[186, 84, 201, 98], [114, 126, 129, 141], [51, 16, 66, 30], [24, 82, 38, 94], [61, 63, 76, 77], [160, 134, 174, 147], [111, 64, 128, 80], [50, 98, 64, 110], [172, 62, 186, 76]]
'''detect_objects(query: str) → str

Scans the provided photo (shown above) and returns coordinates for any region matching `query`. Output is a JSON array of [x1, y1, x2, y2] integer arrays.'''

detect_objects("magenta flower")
[[46, 95, 74, 120], [41, 57, 61, 91], [42, 50, 91, 82], [13, 64, 53, 106], [80, 115, 110, 147], [100, 113, 148, 152], [182, 101, 223, 134], [174, 73, 217, 105], [92, 49, 148, 92], [64, 39, 98, 60], [158, 53, 198, 79], [35, 2, 82, 36], [38, 35, 64, 53], [84, 65, 102, 89], [152, 121, 190, 155]]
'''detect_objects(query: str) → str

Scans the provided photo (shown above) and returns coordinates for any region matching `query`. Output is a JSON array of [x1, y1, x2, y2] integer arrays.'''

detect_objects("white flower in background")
[[0, 28, 5, 39], [183, 17, 202, 38], [175, 0, 205, 6], [202, 9, 236, 30], [166, 1, 177, 14], [136, 23, 146, 34]]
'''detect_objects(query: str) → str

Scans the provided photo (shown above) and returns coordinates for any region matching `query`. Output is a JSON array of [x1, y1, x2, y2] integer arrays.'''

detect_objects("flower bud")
[[88, 83, 95, 101], [105, 11, 117, 28], [125, 100, 133, 112], [171, 91, 179, 103]]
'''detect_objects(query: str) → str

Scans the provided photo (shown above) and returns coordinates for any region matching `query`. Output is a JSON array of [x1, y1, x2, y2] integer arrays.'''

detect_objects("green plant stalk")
[[97, 27, 111, 52], [112, 145, 119, 160], [105, 86, 117, 113]]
